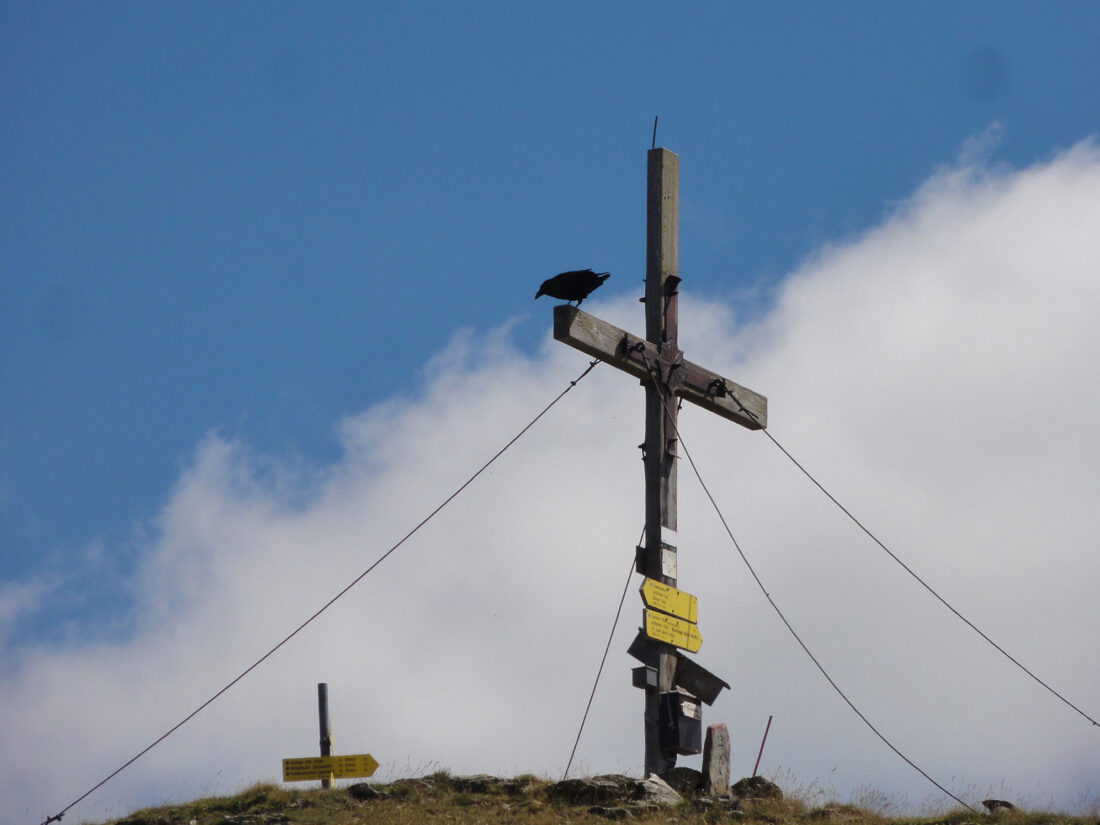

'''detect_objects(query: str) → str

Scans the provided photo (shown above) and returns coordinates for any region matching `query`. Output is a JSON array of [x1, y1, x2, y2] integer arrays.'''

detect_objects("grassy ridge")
[[95, 773, 1099, 825]]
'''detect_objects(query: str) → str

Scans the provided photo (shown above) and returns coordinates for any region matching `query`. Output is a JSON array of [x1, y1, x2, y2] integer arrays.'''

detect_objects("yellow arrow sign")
[[282, 753, 379, 782], [644, 609, 702, 653], [640, 578, 697, 623]]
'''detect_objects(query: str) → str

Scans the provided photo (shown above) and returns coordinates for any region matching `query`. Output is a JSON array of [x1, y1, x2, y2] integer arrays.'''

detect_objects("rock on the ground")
[[450, 774, 536, 795], [660, 767, 703, 796], [348, 782, 381, 800], [731, 775, 783, 800], [452, 774, 502, 793], [638, 773, 682, 805], [547, 775, 637, 806], [548, 774, 682, 808]]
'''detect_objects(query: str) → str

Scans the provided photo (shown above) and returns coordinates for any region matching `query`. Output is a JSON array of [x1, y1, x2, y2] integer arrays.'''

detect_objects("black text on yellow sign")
[[640, 577, 698, 623], [282, 753, 379, 782], [643, 609, 702, 652]]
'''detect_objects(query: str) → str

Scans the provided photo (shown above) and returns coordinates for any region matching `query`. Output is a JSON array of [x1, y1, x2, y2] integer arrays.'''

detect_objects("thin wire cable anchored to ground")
[[563, 530, 643, 780], [37, 358, 603, 825], [680, 425, 975, 811], [719, 385, 1099, 729], [637, 352, 975, 811]]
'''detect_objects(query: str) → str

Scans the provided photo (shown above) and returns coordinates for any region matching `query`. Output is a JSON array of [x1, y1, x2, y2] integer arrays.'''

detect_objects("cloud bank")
[[4, 139, 1100, 823]]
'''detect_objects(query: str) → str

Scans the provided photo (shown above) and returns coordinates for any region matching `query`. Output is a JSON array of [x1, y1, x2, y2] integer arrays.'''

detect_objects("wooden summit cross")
[[552, 148, 768, 775]]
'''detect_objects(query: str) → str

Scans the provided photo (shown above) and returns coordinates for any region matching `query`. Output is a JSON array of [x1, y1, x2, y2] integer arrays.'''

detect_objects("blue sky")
[[3, 4, 1100, 823], [5, 3, 1097, 582]]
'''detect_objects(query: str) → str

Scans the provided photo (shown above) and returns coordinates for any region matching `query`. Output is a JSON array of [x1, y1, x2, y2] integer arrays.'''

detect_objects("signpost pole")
[[318, 683, 333, 789]]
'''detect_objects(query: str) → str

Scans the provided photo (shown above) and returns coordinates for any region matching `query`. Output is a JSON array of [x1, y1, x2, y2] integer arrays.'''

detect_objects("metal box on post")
[[632, 665, 659, 690], [658, 689, 702, 755]]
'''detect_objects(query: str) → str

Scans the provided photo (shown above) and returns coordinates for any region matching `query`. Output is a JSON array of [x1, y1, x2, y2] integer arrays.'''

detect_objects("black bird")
[[535, 269, 610, 306]]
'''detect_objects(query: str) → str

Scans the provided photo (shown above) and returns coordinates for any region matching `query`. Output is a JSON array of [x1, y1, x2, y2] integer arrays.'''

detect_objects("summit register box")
[[658, 689, 702, 756]]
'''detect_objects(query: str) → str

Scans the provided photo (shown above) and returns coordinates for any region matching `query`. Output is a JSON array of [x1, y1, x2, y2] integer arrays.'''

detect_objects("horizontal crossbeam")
[[553, 305, 767, 430]]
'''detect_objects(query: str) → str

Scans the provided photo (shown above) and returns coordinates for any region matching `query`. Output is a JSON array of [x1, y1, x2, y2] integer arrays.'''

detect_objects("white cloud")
[[3, 138, 1100, 823], [0, 579, 50, 653]]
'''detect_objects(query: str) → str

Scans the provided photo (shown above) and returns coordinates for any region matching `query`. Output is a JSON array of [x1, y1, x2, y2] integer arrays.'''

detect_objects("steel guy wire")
[[718, 382, 1099, 729], [638, 351, 976, 811], [563, 528, 643, 781], [36, 358, 603, 825]]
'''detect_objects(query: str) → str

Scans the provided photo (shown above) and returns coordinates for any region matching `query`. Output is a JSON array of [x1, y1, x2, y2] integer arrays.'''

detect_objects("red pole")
[[752, 715, 773, 777]]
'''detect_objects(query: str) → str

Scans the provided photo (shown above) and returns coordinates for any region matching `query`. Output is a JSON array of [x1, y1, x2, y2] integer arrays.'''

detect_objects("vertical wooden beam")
[[643, 147, 680, 776], [646, 148, 679, 345], [644, 147, 680, 551], [318, 683, 333, 789]]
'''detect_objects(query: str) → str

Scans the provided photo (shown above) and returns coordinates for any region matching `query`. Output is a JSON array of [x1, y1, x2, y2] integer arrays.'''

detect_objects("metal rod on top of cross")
[[551, 146, 768, 777]]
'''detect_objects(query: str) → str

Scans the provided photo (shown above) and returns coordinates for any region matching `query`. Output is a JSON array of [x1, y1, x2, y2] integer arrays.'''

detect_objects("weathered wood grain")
[[553, 305, 768, 429]]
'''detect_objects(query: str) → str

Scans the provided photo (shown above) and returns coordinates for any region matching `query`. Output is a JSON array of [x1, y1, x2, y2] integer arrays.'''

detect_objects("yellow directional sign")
[[640, 578, 697, 623], [644, 609, 702, 653], [282, 753, 379, 782]]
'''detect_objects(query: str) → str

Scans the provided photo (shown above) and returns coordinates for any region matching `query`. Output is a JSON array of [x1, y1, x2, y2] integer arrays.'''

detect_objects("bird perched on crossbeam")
[[535, 269, 610, 306]]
